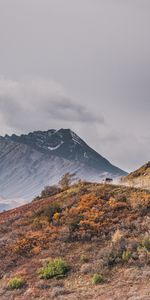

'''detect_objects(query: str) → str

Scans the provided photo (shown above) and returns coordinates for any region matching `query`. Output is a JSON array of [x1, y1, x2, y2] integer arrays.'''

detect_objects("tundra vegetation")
[[0, 180, 149, 299]]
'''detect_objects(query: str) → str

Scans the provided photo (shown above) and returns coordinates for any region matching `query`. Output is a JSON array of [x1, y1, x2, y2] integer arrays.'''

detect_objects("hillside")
[[121, 162, 150, 190], [0, 182, 149, 299], [0, 129, 126, 207]]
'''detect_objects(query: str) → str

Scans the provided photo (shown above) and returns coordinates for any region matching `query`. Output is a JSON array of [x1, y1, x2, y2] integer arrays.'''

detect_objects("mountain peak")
[[3, 128, 86, 155], [0, 128, 126, 203], [2, 128, 126, 176]]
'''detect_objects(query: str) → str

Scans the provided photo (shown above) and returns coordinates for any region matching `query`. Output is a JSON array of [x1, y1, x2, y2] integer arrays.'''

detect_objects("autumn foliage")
[[0, 182, 149, 299]]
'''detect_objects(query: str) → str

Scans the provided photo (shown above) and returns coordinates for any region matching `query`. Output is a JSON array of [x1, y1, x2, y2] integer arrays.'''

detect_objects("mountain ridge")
[[0, 128, 127, 209], [3, 128, 126, 174]]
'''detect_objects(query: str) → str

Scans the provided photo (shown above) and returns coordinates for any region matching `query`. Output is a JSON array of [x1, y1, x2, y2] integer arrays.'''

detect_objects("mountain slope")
[[0, 129, 126, 204], [6, 128, 126, 174], [121, 162, 150, 190], [0, 139, 86, 200], [0, 182, 149, 299]]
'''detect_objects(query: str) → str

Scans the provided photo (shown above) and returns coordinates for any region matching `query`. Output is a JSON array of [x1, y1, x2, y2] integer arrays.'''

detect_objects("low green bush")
[[38, 258, 70, 279], [7, 277, 24, 290], [92, 273, 104, 285], [142, 237, 150, 251], [122, 250, 132, 262]]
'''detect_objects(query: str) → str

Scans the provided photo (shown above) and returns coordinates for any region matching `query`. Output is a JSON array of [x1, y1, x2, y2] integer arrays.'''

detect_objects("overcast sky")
[[0, 0, 150, 172]]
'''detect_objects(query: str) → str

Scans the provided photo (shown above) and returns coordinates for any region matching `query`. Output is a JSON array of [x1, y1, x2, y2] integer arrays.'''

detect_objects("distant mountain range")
[[0, 128, 126, 207]]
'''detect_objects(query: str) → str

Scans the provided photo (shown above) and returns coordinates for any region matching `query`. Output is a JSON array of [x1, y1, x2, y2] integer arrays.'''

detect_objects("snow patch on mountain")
[[70, 131, 83, 145], [48, 141, 64, 150], [0, 129, 127, 208]]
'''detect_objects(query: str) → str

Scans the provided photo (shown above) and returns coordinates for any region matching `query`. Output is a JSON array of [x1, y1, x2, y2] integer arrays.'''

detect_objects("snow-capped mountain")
[[0, 129, 126, 206], [5, 129, 126, 173]]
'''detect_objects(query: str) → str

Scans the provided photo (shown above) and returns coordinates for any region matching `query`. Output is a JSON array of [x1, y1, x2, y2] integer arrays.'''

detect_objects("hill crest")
[[121, 162, 150, 190]]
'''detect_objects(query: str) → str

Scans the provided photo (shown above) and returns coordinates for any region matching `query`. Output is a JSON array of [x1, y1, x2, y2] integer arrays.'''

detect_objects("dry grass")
[[0, 182, 150, 299]]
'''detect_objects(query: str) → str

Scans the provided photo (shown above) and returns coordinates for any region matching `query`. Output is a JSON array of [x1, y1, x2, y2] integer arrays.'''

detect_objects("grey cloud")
[[43, 98, 104, 123], [0, 78, 104, 134], [0, 0, 149, 171]]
